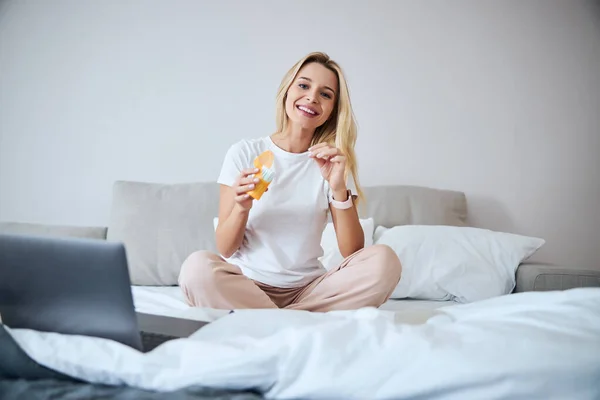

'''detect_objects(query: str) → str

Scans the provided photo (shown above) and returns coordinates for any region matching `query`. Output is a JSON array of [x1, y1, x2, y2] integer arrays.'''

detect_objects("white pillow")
[[213, 217, 375, 271], [319, 218, 375, 270], [374, 225, 545, 303]]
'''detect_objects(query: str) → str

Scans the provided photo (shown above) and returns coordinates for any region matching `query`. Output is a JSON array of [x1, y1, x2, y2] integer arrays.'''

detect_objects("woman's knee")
[[178, 250, 220, 288], [368, 244, 402, 281]]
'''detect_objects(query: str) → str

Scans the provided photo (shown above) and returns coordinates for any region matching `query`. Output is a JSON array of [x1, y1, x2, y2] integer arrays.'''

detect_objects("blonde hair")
[[275, 51, 364, 205]]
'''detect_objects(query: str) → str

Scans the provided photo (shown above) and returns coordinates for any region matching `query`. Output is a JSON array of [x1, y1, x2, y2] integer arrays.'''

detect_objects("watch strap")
[[330, 190, 353, 210]]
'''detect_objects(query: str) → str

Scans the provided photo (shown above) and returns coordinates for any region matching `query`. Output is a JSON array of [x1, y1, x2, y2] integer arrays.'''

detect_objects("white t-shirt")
[[217, 136, 357, 288]]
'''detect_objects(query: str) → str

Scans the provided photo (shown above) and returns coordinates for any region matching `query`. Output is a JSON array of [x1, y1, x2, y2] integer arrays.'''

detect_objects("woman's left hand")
[[309, 143, 346, 192]]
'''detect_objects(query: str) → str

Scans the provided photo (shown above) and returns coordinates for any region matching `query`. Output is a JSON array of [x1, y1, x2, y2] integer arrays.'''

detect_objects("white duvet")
[[7, 288, 600, 399]]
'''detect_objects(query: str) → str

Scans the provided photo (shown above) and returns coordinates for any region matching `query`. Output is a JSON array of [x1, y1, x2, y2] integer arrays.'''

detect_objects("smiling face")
[[284, 62, 339, 131]]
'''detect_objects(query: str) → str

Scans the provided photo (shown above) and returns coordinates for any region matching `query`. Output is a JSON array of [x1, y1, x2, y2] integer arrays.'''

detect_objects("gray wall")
[[1, 0, 599, 268]]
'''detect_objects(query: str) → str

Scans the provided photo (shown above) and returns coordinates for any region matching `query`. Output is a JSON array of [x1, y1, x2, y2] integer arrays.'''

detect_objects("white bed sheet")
[[131, 285, 457, 325]]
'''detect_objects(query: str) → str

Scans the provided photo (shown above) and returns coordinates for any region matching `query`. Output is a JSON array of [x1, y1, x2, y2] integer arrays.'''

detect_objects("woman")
[[179, 52, 402, 312]]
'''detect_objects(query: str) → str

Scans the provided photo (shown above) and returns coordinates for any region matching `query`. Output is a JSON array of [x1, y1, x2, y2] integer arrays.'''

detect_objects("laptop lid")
[[0, 233, 143, 351]]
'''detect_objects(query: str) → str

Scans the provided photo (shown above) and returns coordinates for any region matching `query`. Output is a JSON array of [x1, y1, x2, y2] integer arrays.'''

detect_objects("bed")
[[2, 182, 600, 398]]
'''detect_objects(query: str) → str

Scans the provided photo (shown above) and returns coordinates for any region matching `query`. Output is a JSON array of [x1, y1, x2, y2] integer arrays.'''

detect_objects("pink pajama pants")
[[178, 244, 402, 312]]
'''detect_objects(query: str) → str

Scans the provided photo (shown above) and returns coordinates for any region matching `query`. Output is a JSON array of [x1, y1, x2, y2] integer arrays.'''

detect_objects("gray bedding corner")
[[0, 380, 263, 400], [515, 262, 600, 292]]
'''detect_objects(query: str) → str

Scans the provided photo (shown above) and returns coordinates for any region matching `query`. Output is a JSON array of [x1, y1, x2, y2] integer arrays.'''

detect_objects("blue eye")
[[298, 83, 309, 89], [321, 92, 332, 99]]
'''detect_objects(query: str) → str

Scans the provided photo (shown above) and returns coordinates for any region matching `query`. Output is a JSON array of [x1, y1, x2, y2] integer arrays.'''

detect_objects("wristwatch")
[[331, 189, 353, 210]]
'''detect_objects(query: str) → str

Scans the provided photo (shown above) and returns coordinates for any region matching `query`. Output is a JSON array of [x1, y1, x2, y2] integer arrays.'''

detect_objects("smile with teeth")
[[297, 105, 318, 116]]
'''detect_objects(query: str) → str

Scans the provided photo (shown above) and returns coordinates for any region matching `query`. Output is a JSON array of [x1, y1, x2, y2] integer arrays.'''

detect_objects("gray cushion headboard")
[[360, 185, 467, 228], [107, 181, 221, 286], [106, 181, 468, 285]]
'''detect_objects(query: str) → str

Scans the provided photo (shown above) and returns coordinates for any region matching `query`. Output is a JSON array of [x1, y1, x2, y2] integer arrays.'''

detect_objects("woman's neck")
[[272, 123, 314, 153]]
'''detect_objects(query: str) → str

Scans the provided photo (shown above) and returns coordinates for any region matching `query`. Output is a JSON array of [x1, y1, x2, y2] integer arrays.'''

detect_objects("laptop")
[[0, 233, 208, 352]]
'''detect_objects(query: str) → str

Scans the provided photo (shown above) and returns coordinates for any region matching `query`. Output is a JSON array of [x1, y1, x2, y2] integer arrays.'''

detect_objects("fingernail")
[[249, 184, 255, 189], [317, 153, 323, 158], [255, 168, 259, 172], [244, 194, 250, 199], [254, 178, 259, 183]]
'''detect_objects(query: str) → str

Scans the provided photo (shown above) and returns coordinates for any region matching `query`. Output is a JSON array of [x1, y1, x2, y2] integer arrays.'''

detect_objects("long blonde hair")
[[274, 52, 364, 205]]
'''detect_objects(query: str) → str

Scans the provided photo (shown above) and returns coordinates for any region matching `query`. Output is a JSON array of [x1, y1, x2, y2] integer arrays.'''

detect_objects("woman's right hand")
[[232, 168, 260, 211]]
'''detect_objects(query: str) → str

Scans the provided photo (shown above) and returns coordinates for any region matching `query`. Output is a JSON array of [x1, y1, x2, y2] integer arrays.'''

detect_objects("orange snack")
[[247, 150, 275, 200]]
